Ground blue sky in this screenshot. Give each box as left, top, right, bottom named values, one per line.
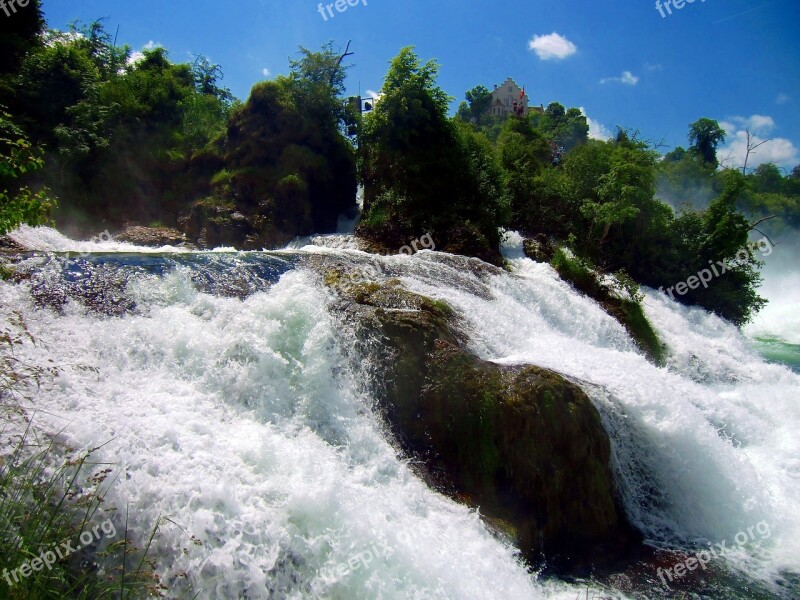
left=43, top=0, right=800, bottom=169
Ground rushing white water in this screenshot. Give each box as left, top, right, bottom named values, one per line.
left=746, top=264, right=800, bottom=345
left=1, top=229, right=587, bottom=600
left=3, top=226, right=799, bottom=598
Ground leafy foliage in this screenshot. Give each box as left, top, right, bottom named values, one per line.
left=359, top=48, right=505, bottom=263
left=194, top=43, right=357, bottom=247
left=456, top=85, right=493, bottom=125
left=0, top=111, right=55, bottom=235
left=2, top=20, right=235, bottom=229
left=688, top=117, right=726, bottom=167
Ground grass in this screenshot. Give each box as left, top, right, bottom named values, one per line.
left=0, top=312, right=172, bottom=598
left=0, top=426, right=166, bottom=598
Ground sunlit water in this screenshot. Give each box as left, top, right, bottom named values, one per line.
left=2, top=226, right=799, bottom=599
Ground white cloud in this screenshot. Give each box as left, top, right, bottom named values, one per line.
left=126, top=41, right=163, bottom=67
left=600, top=71, right=639, bottom=86
left=580, top=107, right=612, bottom=140
left=717, top=115, right=799, bottom=170
left=262, top=68, right=271, bottom=77
left=720, top=115, right=775, bottom=136
left=127, top=51, right=145, bottom=66
left=528, top=32, right=577, bottom=61
left=776, top=93, right=790, bottom=105
left=644, top=63, right=663, bottom=72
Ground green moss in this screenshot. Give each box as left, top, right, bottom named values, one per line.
left=551, top=248, right=601, bottom=296
left=551, top=246, right=667, bottom=365
left=210, top=168, right=233, bottom=186
left=0, top=263, right=13, bottom=280
left=620, top=300, right=667, bottom=366
left=425, top=298, right=455, bottom=319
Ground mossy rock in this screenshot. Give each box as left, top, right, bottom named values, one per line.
left=550, top=249, right=667, bottom=366
left=522, top=235, right=556, bottom=263
left=324, top=271, right=640, bottom=571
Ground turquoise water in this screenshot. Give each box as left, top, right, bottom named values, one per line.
left=752, top=337, right=800, bottom=373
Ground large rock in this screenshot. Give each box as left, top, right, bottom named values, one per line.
left=0, top=235, right=30, bottom=253
left=115, top=226, right=190, bottom=248
left=324, top=272, right=639, bottom=571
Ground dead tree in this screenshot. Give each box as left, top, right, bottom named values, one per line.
left=742, top=129, right=772, bottom=175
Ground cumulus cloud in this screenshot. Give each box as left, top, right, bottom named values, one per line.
left=580, top=107, right=612, bottom=140
left=528, top=32, right=577, bottom=60
left=262, top=68, right=271, bottom=77
left=717, top=115, right=798, bottom=170
left=127, top=51, right=145, bottom=66
left=776, top=93, right=790, bottom=105
left=127, top=41, right=162, bottom=66
left=719, top=115, right=775, bottom=136
left=600, top=71, right=639, bottom=86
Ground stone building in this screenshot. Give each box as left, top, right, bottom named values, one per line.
left=489, top=77, right=544, bottom=117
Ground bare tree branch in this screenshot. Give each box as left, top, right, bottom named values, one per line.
left=742, top=129, right=772, bottom=174
left=749, top=215, right=777, bottom=230
left=331, top=40, right=354, bottom=87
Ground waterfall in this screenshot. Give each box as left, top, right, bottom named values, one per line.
left=2, top=226, right=798, bottom=598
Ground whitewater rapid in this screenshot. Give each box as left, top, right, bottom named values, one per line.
left=2, top=226, right=799, bottom=598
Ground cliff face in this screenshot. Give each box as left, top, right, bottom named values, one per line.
left=321, top=268, right=639, bottom=571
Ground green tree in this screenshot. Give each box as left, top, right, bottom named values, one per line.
left=67, top=19, right=130, bottom=77
left=498, top=116, right=554, bottom=231
left=528, top=102, right=588, bottom=152
left=0, top=111, right=55, bottom=234
left=663, top=146, right=687, bottom=162
left=13, top=37, right=101, bottom=144
left=688, top=117, right=726, bottom=167
left=191, top=55, right=235, bottom=105
left=359, top=47, right=504, bottom=262
left=464, top=85, right=492, bottom=125
left=197, top=43, right=357, bottom=247
left=656, top=147, right=716, bottom=210
left=578, top=132, right=657, bottom=250
left=750, top=163, right=783, bottom=194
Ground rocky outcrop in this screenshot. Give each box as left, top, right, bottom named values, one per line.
left=178, top=201, right=266, bottom=250
left=324, top=272, right=639, bottom=571
left=115, top=226, right=191, bottom=248
left=548, top=247, right=666, bottom=365
left=522, top=233, right=557, bottom=263
left=0, top=235, right=30, bottom=253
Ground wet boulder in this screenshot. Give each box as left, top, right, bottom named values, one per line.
left=325, top=274, right=639, bottom=571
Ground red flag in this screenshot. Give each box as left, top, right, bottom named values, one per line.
left=520, top=86, right=525, bottom=99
